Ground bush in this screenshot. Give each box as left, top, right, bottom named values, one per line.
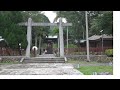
left=105, top=49, right=113, bottom=57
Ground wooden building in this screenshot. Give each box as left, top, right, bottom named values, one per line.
left=43, top=35, right=58, bottom=54
left=44, top=35, right=58, bottom=43
left=80, top=34, right=113, bottom=52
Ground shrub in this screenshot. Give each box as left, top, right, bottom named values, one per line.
left=105, top=49, right=113, bottom=57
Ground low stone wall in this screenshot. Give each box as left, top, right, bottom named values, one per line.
left=66, top=55, right=113, bottom=63
left=0, top=55, right=113, bottom=63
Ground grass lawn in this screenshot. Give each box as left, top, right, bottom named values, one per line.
left=67, top=60, right=108, bottom=66
left=77, top=66, right=113, bottom=75
left=67, top=59, right=113, bottom=75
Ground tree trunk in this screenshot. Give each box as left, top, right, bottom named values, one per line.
left=38, top=36, right=41, bottom=55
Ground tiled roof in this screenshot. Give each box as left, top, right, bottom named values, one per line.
left=88, top=34, right=113, bottom=40
left=102, top=34, right=113, bottom=39
left=88, top=35, right=101, bottom=40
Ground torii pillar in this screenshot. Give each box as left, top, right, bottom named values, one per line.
left=59, top=18, right=64, bottom=57
left=26, top=18, right=32, bottom=57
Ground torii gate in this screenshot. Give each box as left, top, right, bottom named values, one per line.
left=19, top=18, right=72, bottom=58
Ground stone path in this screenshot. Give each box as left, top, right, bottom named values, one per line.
left=0, top=63, right=83, bottom=75
left=38, top=54, right=55, bottom=57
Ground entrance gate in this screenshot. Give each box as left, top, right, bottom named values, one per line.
left=19, top=18, right=72, bottom=58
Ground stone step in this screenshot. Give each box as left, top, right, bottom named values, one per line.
left=26, top=57, right=64, bottom=60
left=23, top=60, right=65, bottom=63
left=23, top=61, right=65, bottom=63
left=28, top=59, right=64, bottom=61
left=23, top=57, right=65, bottom=63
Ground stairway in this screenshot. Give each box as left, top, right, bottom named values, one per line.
left=23, top=57, right=65, bottom=63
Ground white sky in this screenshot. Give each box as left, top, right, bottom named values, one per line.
left=42, top=11, right=66, bottom=23
left=42, top=11, right=56, bottom=23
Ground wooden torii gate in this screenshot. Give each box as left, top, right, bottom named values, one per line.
left=19, top=18, right=72, bottom=58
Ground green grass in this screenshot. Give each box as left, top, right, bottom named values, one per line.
left=77, top=66, right=113, bottom=75
left=67, top=59, right=113, bottom=75
left=0, top=61, right=19, bottom=65
left=64, top=44, right=77, bottom=48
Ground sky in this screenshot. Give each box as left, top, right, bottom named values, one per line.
left=42, top=11, right=56, bottom=23
left=42, top=11, right=66, bottom=23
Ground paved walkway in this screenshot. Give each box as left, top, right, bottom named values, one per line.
left=38, top=54, right=55, bottom=57
left=0, top=63, right=83, bottom=75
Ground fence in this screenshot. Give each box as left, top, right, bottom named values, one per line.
left=0, top=47, right=26, bottom=56
left=53, top=47, right=113, bottom=55
left=0, top=47, right=113, bottom=56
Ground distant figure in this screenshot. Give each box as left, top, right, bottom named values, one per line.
left=43, top=49, right=47, bottom=54
left=32, top=46, right=38, bottom=57
left=54, top=49, right=58, bottom=55
left=46, top=43, right=53, bottom=54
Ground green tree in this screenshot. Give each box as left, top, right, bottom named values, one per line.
left=54, top=11, right=86, bottom=45
left=54, top=11, right=113, bottom=43
left=90, top=11, right=113, bottom=35
left=0, top=11, right=27, bottom=49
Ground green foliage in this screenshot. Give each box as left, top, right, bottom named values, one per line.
left=105, top=49, right=113, bottom=57
left=0, top=11, right=27, bottom=49
left=64, top=44, right=77, bottom=48
left=54, top=11, right=86, bottom=40
left=21, top=11, right=50, bottom=36
left=54, top=11, right=113, bottom=41
left=0, top=11, right=50, bottom=49
left=50, top=27, right=59, bottom=36
left=90, top=11, right=113, bottom=35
